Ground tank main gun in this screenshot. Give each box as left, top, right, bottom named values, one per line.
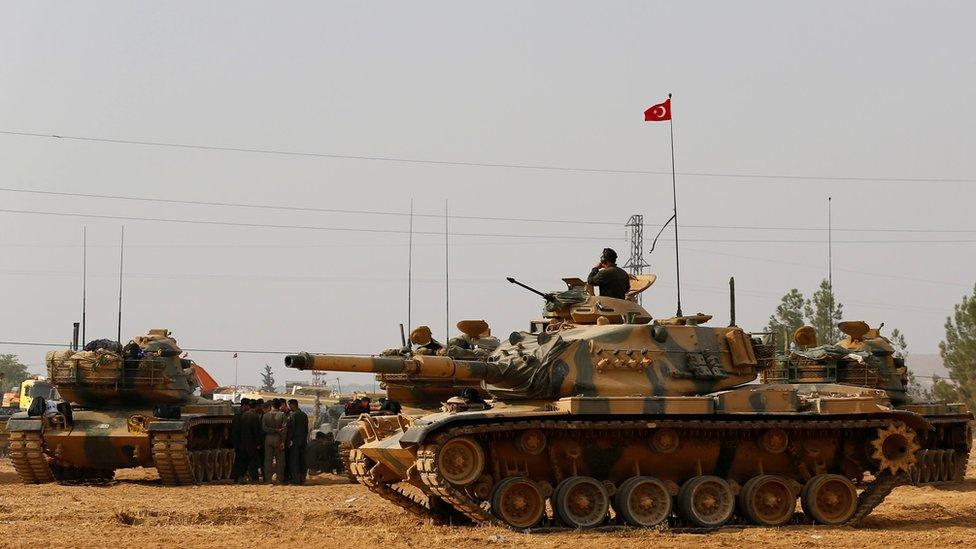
left=285, top=353, right=503, bottom=382
left=286, top=316, right=770, bottom=401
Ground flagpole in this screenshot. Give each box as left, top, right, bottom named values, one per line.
left=668, top=92, right=682, bottom=317
left=234, top=353, right=239, bottom=387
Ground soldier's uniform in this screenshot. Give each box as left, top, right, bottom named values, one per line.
left=286, top=407, right=310, bottom=484
left=262, top=409, right=287, bottom=484
left=587, top=265, right=630, bottom=299
left=239, top=408, right=263, bottom=482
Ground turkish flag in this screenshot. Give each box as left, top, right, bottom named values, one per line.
left=233, top=352, right=238, bottom=359
left=644, top=98, right=671, bottom=121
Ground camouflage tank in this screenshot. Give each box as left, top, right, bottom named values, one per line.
left=6, top=329, right=235, bottom=485
left=762, top=322, right=973, bottom=485
left=286, top=276, right=936, bottom=529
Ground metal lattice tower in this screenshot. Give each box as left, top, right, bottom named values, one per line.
left=311, top=371, right=327, bottom=386
left=622, top=214, right=650, bottom=303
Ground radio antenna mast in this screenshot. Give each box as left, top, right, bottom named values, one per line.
left=81, top=226, right=87, bottom=347
left=407, top=199, right=414, bottom=343
left=444, top=199, right=450, bottom=343
left=117, top=225, right=125, bottom=344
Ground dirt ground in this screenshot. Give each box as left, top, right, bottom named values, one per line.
left=0, top=455, right=972, bottom=549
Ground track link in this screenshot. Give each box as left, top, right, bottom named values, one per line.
left=8, top=431, right=54, bottom=484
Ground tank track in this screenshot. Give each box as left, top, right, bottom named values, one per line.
left=151, top=431, right=235, bottom=486
left=339, top=442, right=358, bottom=483
left=8, top=431, right=54, bottom=484
left=349, top=448, right=436, bottom=518
left=414, top=416, right=922, bottom=528
left=849, top=470, right=908, bottom=525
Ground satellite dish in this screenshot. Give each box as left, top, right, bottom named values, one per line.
left=793, top=326, right=818, bottom=348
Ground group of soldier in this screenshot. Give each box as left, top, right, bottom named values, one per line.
left=231, top=397, right=310, bottom=485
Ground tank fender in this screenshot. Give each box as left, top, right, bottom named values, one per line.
left=398, top=409, right=569, bottom=446
left=5, top=417, right=42, bottom=432
left=887, top=409, right=933, bottom=433
left=335, top=422, right=364, bottom=445
left=147, top=420, right=186, bottom=432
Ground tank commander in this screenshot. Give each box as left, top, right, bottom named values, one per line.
left=586, top=247, right=630, bottom=299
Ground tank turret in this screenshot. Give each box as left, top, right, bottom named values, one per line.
left=287, top=319, right=765, bottom=400
left=45, top=328, right=201, bottom=407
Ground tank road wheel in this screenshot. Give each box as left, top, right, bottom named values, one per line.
left=190, top=452, right=204, bottom=484
left=739, top=475, right=796, bottom=526
left=677, top=476, right=734, bottom=528
left=870, top=422, right=919, bottom=476
left=614, top=476, right=672, bottom=528
left=437, top=437, right=485, bottom=486
left=939, top=450, right=954, bottom=482
left=553, top=476, right=610, bottom=528
left=800, top=474, right=858, bottom=525
left=918, top=450, right=933, bottom=483
left=491, top=477, right=545, bottom=529
left=222, top=449, right=235, bottom=480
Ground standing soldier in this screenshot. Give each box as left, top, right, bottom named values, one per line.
left=239, top=399, right=263, bottom=483
left=262, top=398, right=286, bottom=484
left=230, top=398, right=245, bottom=483
left=286, top=399, right=309, bottom=485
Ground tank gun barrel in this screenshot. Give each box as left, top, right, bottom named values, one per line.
left=506, top=277, right=556, bottom=303
left=285, top=352, right=498, bottom=381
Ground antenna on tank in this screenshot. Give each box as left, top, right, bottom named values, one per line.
left=81, top=226, right=87, bottom=347
left=116, top=225, right=125, bottom=345
left=407, top=199, right=414, bottom=345
left=828, top=196, right=834, bottom=339
left=728, top=277, right=736, bottom=327
left=444, top=199, right=450, bottom=343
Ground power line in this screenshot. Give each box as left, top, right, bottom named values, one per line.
left=2, top=129, right=975, bottom=183
left=2, top=207, right=975, bottom=244
left=2, top=186, right=973, bottom=233
left=0, top=207, right=617, bottom=241
left=0, top=340, right=956, bottom=378
left=0, top=340, right=371, bottom=356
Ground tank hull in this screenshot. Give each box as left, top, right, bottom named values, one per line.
left=345, top=385, right=961, bottom=529
left=6, top=401, right=235, bottom=485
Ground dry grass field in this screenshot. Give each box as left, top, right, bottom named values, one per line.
left=0, top=454, right=972, bottom=549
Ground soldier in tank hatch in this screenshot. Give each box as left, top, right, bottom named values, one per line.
left=586, top=247, right=631, bottom=299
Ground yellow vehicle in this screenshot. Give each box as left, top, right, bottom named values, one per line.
left=18, top=378, right=59, bottom=411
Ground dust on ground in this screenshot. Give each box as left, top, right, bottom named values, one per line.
left=0, top=454, right=972, bottom=549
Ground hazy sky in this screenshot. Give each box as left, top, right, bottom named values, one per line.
left=1, top=2, right=973, bottom=389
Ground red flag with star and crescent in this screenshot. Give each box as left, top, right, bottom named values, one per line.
left=644, top=98, right=671, bottom=121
